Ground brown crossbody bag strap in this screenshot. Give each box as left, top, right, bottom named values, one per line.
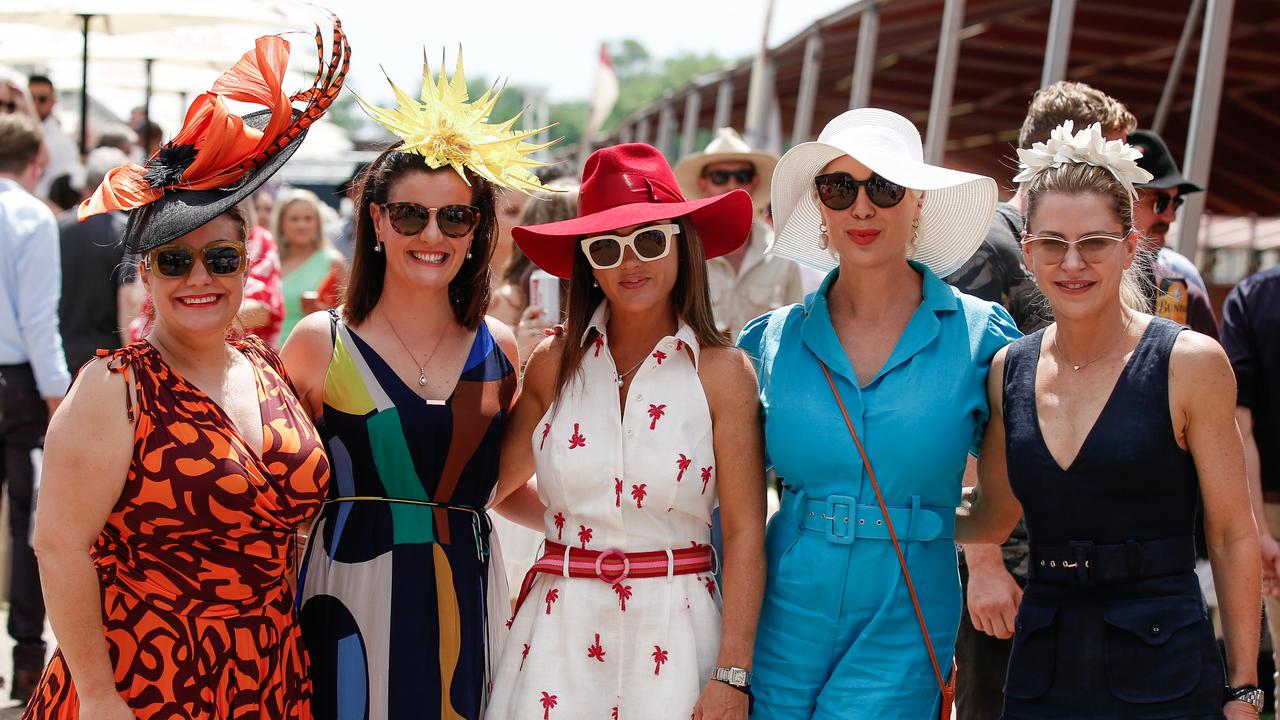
left=819, top=361, right=956, bottom=719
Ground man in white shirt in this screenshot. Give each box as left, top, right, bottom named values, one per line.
left=0, top=112, right=67, bottom=701
left=674, top=128, right=808, bottom=339
left=28, top=75, right=79, bottom=200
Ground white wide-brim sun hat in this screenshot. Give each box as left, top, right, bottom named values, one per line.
left=769, top=108, right=997, bottom=278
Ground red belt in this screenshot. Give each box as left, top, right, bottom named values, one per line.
left=511, top=541, right=715, bottom=619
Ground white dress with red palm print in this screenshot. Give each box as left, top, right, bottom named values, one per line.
left=487, top=303, right=723, bottom=719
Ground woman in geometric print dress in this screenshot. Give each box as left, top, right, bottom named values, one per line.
left=24, top=24, right=345, bottom=720
left=487, top=143, right=766, bottom=719
left=283, top=140, right=522, bottom=719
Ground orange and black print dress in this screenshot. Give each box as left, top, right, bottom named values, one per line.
left=25, top=336, right=330, bottom=719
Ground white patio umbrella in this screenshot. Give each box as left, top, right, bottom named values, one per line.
left=0, top=0, right=306, bottom=154
left=1, top=21, right=321, bottom=149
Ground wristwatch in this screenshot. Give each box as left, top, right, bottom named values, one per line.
left=1226, top=684, right=1265, bottom=712
left=710, top=666, right=752, bottom=691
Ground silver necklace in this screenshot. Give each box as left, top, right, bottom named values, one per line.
left=1053, top=312, right=1134, bottom=372
left=613, top=353, right=648, bottom=388
left=383, top=312, right=446, bottom=387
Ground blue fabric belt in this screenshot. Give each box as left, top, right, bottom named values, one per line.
left=779, top=488, right=955, bottom=545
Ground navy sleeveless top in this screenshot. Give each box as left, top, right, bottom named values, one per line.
left=1003, top=317, right=1198, bottom=546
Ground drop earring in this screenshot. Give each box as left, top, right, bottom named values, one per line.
left=374, top=240, right=383, bottom=253
left=466, top=249, right=473, bottom=259
left=592, top=279, right=599, bottom=288
left=818, top=223, right=830, bottom=251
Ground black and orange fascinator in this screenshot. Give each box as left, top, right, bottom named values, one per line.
left=79, top=14, right=351, bottom=254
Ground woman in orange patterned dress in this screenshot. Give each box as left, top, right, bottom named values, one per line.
left=22, top=20, right=347, bottom=720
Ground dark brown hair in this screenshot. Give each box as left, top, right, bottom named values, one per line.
left=551, top=216, right=730, bottom=402
left=1018, top=81, right=1138, bottom=150
left=343, top=143, right=497, bottom=329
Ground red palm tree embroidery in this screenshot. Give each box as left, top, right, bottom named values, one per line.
left=614, top=477, right=622, bottom=507
left=568, top=423, right=586, bottom=449
left=553, top=512, right=565, bottom=541
left=545, top=588, right=559, bottom=614
left=519, top=643, right=531, bottom=671
left=611, top=707, right=619, bottom=720
left=593, top=335, right=605, bottom=357
left=578, top=524, right=593, bottom=549
left=700, top=466, right=713, bottom=494
left=540, top=422, right=551, bottom=450
left=647, top=404, right=667, bottom=430
left=614, top=582, right=632, bottom=611
left=676, top=339, right=685, bottom=352
left=704, top=576, right=717, bottom=597
left=631, top=483, right=647, bottom=508
left=652, top=349, right=667, bottom=365
left=540, top=691, right=558, bottom=719
left=652, top=645, right=669, bottom=675
left=676, top=453, right=691, bottom=482
left=587, top=633, right=606, bottom=662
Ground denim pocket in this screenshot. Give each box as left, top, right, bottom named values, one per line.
left=1102, top=595, right=1204, bottom=703
left=1003, top=600, right=1058, bottom=700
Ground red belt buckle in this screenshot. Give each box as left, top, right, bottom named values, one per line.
left=594, top=548, right=631, bottom=585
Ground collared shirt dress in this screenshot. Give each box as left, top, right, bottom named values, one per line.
left=738, top=263, right=1019, bottom=720
left=487, top=302, right=723, bottom=719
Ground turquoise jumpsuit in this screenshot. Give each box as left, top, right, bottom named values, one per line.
left=737, top=264, right=1019, bottom=719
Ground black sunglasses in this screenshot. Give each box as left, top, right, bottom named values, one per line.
left=814, top=172, right=907, bottom=210
left=382, top=202, right=480, bottom=238
left=146, top=241, right=246, bottom=278
left=705, top=168, right=756, bottom=185
left=1151, top=192, right=1184, bottom=214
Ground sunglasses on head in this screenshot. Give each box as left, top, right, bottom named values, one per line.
left=814, top=172, right=907, bottom=210
left=1151, top=192, right=1184, bottom=214
left=145, top=240, right=246, bottom=278
left=705, top=168, right=756, bottom=186
left=580, top=223, right=679, bottom=270
left=1020, top=231, right=1128, bottom=264
left=382, top=202, right=480, bottom=238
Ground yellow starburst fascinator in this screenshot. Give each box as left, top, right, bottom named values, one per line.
left=354, top=48, right=558, bottom=194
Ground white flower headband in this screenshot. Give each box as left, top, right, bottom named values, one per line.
left=1012, top=120, right=1154, bottom=199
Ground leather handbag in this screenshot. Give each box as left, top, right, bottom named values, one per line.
left=819, top=362, right=957, bottom=720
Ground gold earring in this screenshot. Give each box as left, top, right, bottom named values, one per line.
left=818, top=223, right=830, bottom=251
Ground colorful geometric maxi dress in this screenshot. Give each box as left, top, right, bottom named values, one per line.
left=487, top=303, right=724, bottom=719
left=297, top=313, right=516, bottom=720
left=25, top=337, right=330, bottom=719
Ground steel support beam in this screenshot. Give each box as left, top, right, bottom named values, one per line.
left=1175, top=0, right=1235, bottom=259
left=924, top=0, right=965, bottom=164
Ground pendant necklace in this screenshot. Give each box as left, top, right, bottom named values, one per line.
left=383, top=312, right=445, bottom=387
left=614, top=354, right=649, bottom=388
left=1053, top=312, right=1134, bottom=372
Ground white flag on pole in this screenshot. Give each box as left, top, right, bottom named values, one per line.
left=580, top=44, right=619, bottom=168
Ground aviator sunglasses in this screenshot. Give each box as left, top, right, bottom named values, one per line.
left=1150, top=192, right=1184, bottom=215
left=382, top=202, right=480, bottom=238
left=144, top=240, right=247, bottom=278
left=580, top=224, right=679, bottom=270
left=1020, top=231, right=1129, bottom=264
left=814, top=171, right=907, bottom=210
left=704, top=168, right=756, bottom=186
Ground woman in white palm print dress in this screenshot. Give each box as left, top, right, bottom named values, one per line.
left=487, top=143, right=766, bottom=719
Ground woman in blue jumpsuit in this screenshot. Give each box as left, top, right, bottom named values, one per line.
left=738, top=109, right=1019, bottom=719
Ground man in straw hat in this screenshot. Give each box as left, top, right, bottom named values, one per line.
left=675, top=127, right=808, bottom=339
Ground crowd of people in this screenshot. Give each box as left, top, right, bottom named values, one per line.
left=0, top=14, right=1276, bottom=720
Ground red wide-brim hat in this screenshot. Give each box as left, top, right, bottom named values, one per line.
left=513, top=143, right=754, bottom=279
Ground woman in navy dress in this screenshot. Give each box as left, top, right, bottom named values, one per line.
left=959, top=122, right=1262, bottom=719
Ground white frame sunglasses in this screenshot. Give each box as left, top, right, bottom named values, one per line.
left=579, top=223, right=680, bottom=270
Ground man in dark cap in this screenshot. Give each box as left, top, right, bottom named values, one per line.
left=1128, top=129, right=1218, bottom=339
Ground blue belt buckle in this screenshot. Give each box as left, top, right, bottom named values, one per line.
left=820, top=494, right=856, bottom=545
